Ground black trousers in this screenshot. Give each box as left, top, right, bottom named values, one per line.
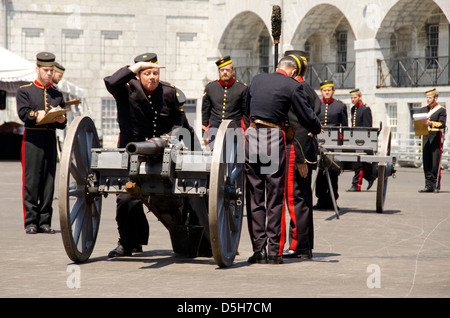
left=422, top=131, right=443, bottom=190
left=21, top=129, right=57, bottom=228
left=315, top=168, right=339, bottom=205
left=245, top=127, right=286, bottom=256
left=285, top=144, right=314, bottom=252
left=116, top=194, right=149, bottom=250
left=351, top=165, right=375, bottom=190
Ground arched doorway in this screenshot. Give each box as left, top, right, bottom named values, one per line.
left=376, top=0, right=450, bottom=88
left=290, top=4, right=356, bottom=89
left=218, top=11, right=272, bottom=84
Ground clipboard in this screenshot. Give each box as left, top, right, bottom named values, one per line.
left=36, top=107, right=69, bottom=125
left=412, top=113, right=428, bottom=136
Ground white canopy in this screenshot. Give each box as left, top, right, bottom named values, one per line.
left=0, top=47, right=84, bottom=98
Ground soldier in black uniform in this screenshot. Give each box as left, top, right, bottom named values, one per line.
left=52, top=62, right=65, bottom=86
left=314, top=80, right=348, bottom=209
left=245, top=56, right=322, bottom=264
left=418, top=88, right=446, bottom=192
left=347, top=88, right=375, bottom=191
left=16, top=52, right=67, bottom=234
left=202, top=56, right=249, bottom=148
left=282, top=51, right=321, bottom=259
left=104, top=53, right=183, bottom=257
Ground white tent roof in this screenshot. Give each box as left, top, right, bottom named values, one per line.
left=0, top=47, right=84, bottom=98
left=0, top=47, right=36, bottom=85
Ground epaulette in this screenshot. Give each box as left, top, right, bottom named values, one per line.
left=206, top=80, right=218, bottom=86
left=364, top=103, right=370, bottom=108
left=19, top=82, right=33, bottom=88
left=236, top=79, right=247, bottom=86
left=160, top=80, right=175, bottom=88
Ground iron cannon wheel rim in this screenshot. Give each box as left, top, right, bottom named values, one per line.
left=59, top=116, right=102, bottom=262
left=376, top=127, right=391, bottom=213
left=208, top=120, right=244, bottom=267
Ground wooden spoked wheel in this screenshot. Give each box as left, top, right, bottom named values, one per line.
left=208, top=120, right=245, bottom=267
left=59, top=116, right=102, bottom=262
left=376, top=127, right=392, bottom=213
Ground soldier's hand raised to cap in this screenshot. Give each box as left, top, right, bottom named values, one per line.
left=129, top=61, right=165, bottom=74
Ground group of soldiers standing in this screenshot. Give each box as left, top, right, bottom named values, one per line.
left=16, top=50, right=446, bottom=265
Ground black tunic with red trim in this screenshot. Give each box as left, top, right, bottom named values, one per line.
left=417, top=103, right=447, bottom=190
left=16, top=80, right=67, bottom=229
left=16, top=80, right=66, bottom=130
left=285, top=78, right=321, bottom=253
left=245, top=70, right=321, bottom=257
left=318, top=98, right=348, bottom=127
left=104, top=66, right=183, bottom=147
left=104, top=66, right=184, bottom=250
left=350, top=101, right=372, bottom=127
left=202, top=78, right=249, bottom=128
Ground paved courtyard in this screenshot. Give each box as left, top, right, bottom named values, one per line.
left=1, top=160, right=449, bottom=301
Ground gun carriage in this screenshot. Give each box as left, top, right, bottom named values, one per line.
left=58, top=116, right=244, bottom=267
left=314, top=126, right=396, bottom=218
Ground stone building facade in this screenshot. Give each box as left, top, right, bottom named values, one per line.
left=1, top=0, right=449, bottom=155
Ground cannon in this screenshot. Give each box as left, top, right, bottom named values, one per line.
left=313, top=125, right=396, bottom=217
left=58, top=116, right=245, bottom=267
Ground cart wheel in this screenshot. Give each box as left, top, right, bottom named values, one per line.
left=209, top=120, right=244, bottom=267
left=376, top=127, right=391, bottom=213
left=59, top=116, right=102, bottom=262
left=376, top=165, right=388, bottom=213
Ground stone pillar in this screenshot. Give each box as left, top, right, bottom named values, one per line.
left=354, top=39, right=384, bottom=126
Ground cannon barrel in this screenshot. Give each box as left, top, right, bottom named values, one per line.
left=126, top=137, right=168, bottom=158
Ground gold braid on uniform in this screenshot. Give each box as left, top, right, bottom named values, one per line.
left=293, top=136, right=319, bottom=165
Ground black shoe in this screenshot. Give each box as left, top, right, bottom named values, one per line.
left=283, top=249, right=297, bottom=258
left=313, top=201, right=332, bottom=210
left=25, top=225, right=37, bottom=234
left=247, top=248, right=267, bottom=264
left=298, top=249, right=313, bottom=260
left=39, top=225, right=55, bottom=234
left=367, top=179, right=375, bottom=190
left=268, top=255, right=283, bottom=264
left=346, top=187, right=359, bottom=192
left=133, top=245, right=143, bottom=253
left=108, top=244, right=132, bottom=257
left=282, top=249, right=312, bottom=259
left=313, top=202, right=337, bottom=210
left=418, top=188, right=434, bottom=193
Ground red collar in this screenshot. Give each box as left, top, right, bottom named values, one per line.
left=429, top=103, right=438, bottom=109
left=322, top=98, right=334, bottom=104
left=276, top=69, right=288, bottom=76
left=295, top=76, right=304, bottom=82
left=34, top=79, right=53, bottom=89
left=355, top=100, right=363, bottom=107
left=219, top=77, right=235, bottom=88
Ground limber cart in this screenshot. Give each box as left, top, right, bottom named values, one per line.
left=58, top=116, right=245, bottom=267
left=313, top=126, right=396, bottom=218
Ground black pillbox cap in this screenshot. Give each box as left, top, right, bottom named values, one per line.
left=36, top=52, right=55, bottom=67
left=134, top=53, right=158, bottom=63
left=54, top=62, right=65, bottom=73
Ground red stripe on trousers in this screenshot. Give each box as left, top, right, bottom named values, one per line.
left=21, top=129, right=26, bottom=226
left=357, top=170, right=363, bottom=191
left=278, top=131, right=287, bottom=256
left=287, top=146, right=297, bottom=250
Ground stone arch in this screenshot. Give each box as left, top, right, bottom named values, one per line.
left=376, top=0, right=450, bottom=87
left=290, top=4, right=356, bottom=88
left=217, top=11, right=271, bottom=83
left=376, top=0, right=449, bottom=57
